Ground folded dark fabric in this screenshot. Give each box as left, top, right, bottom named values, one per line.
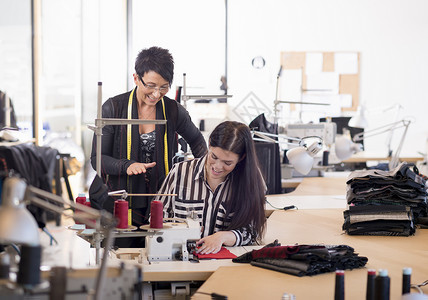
left=344, top=163, right=427, bottom=232
left=346, top=163, right=426, bottom=186
left=232, top=239, right=281, bottom=263
left=234, top=243, right=368, bottom=277
left=342, top=204, right=415, bottom=236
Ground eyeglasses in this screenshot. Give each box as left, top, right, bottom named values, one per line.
left=139, top=75, right=170, bottom=93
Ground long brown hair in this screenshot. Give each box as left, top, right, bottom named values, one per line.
left=209, top=121, right=266, bottom=242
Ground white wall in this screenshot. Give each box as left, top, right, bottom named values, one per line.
left=2, top=0, right=428, bottom=160
left=0, top=1, right=32, bottom=126
left=227, top=0, right=428, bottom=156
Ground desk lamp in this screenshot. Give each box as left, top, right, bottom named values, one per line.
left=348, top=105, right=368, bottom=129
left=0, top=176, right=116, bottom=300
left=335, top=119, right=411, bottom=169
left=334, top=133, right=364, bottom=161
left=348, top=103, right=403, bottom=157
left=252, top=131, right=323, bottom=175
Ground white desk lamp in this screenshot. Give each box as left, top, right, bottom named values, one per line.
left=335, top=119, right=411, bottom=169
left=252, top=131, right=323, bottom=175
left=0, top=176, right=116, bottom=300
left=348, top=105, right=368, bottom=129
left=334, top=135, right=364, bottom=161
left=0, top=177, right=40, bottom=246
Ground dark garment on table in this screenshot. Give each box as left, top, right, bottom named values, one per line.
left=0, top=144, right=59, bottom=228
left=345, top=162, right=427, bottom=229
left=233, top=242, right=368, bottom=277
left=343, top=205, right=415, bottom=236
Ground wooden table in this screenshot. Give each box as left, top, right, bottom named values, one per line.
left=284, top=176, right=348, bottom=196
left=343, top=152, right=424, bottom=164
left=266, top=176, right=349, bottom=216
left=195, top=209, right=428, bottom=299
left=111, top=246, right=261, bottom=283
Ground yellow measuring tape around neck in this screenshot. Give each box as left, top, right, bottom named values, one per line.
left=127, top=88, right=135, bottom=160
left=126, top=88, right=135, bottom=226
left=126, top=88, right=169, bottom=224
left=161, top=99, right=169, bottom=176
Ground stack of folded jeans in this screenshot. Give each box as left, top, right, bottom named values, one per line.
left=343, top=205, right=415, bottom=236
left=343, top=162, right=427, bottom=236
left=232, top=241, right=368, bottom=277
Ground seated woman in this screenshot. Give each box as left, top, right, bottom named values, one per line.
left=153, top=121, right=266, bottom=254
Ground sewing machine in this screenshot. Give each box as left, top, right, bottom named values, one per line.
left=144, top=215, right=201, bottom=262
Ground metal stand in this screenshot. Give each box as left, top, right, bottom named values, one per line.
left=273, top=69, right=330, bottom=125
left=180, top=73, right=233, bottom=109
left=87, top=82, right=167, bottom=177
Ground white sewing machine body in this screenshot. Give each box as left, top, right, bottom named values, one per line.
left=145, top=217, right=201, bottom=262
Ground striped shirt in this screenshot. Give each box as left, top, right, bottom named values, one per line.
left=154, top=154, right=255, bottom=246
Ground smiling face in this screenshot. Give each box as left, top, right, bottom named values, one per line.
left=206, top=146, right=240, bottom=182
left=133, top=70, right=170, bottom=107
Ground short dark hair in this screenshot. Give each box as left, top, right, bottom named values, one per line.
left=135, top=46, right=174, bottom=85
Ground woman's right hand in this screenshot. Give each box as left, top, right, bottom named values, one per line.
left=126, top=162, right=156, bottom=175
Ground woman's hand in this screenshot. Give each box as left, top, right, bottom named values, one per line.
left=196, top=231, right=236, bottom=254
left=126, top=162, right=156, bottom=175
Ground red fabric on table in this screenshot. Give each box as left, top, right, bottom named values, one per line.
left=196, top=247, right=237, bottom=259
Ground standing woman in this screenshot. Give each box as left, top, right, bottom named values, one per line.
left=155, top=121, right=266, bottom=253
left=90, top=46, right=207, bottom=228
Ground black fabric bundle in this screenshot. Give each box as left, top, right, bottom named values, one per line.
left=343, top=162, right=427, bottom=236
left=0, top=144, right=60, bottom=228
left=233, top=241, right=368, bottom=277
left=343, top=205, right=414, bottom=236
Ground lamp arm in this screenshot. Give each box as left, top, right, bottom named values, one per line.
left=389, top=121, right=411, bottom=169
left=252, top=130, right=302, bottom=145
left=352, top=120, right=411, bottom=142
left=25, top=184, right=116, bottom=300
left=26, top=186, right=115, bottom=230
left=28, top=196, right=101, bottom=230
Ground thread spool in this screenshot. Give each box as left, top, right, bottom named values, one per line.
left=374, top=269, right=390, bottom=300
left=322, top=150, right=330, bottom=166
left=366, top=269, right=376, bottom=300
left=83, top=198, right=94, bottom=228
left=402, top=267, right=412, bottom=295
left=335, top=270, right=345, bottom=300
left=84, top=198, right=91, bottom=208
left=114, top=200, right=129, bottom=229
left=282, top=293, right=296, bottom=300
left=17, top=245, right=41, bottom=285
left=0, top=252, right=10, bottom=279
left=150, top=200, right=163, bottom=228
left=75, top=193, right=87, bottom=224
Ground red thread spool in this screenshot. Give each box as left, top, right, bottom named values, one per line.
left=114, top=200, right=129, bottom=229
left=150, top=200, right=163, bottom=228
left=83, top=198, right=95, bottom=228
left=75, top=193, right=87, bottom=224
